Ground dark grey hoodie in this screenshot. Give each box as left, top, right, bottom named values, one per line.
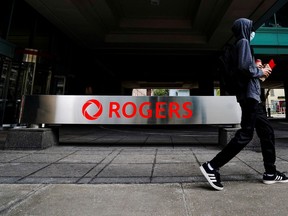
left=231, top=18, right=264, bottom=102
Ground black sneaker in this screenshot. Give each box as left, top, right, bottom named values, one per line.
left=200, top=162, right=223, bottom=191
left=263, top=171, right=288, bottom=184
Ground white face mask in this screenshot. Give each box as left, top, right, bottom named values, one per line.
left=250, top=31, right=255, bottom=41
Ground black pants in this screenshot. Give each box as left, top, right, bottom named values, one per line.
left=210, top=98, right=276, bottom=174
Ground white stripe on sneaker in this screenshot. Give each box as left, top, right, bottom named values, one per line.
left=208, top=174, right=216, bottom=182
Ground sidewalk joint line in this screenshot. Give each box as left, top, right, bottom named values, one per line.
left=88, top=149, right=123, bottom=183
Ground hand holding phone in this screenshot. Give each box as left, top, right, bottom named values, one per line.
left=259, top=67, right=271, bottom=82
left=260, top=59, right=274, bottom=82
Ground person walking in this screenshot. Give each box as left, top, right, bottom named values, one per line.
left=200, top=18, right=288, bottom=191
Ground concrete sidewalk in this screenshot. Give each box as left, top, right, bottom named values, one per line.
left=1, top=181, right=288, bottom=216
left=0, top=119, right=288, bottom=215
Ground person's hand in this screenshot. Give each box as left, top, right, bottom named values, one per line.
left=256, top=62, right=264, bottom=69
left=263, top=63, right=272, bottom=71
left=261, top=67, right=272, bottom=78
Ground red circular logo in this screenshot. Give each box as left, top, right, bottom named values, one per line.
left=82, top=99, right=103, bottom=120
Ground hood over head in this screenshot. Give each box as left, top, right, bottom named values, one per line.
left=232, top=18, right=254, bottom=41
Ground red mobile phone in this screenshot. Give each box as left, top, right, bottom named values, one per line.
left=268, top=59, right=276, bottom=69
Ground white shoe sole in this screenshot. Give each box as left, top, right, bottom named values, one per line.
left=263, top=179, right=288, bottom=184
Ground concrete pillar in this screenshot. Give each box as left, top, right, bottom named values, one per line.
left=284, top=80, right=288, bottom=120
left=5, top=127, right=58, bottom=150
left=218, top=127, right=261, bottom=152
left=147, top=89, right=152, bottom=96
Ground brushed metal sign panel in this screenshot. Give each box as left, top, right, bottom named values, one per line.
left=19, top=95, right=241, bottom=125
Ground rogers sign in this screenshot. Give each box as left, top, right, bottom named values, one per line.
left=82, top=99, right=193, bottom=120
